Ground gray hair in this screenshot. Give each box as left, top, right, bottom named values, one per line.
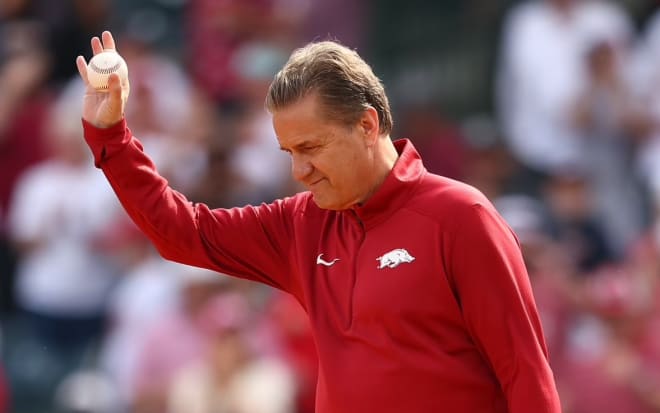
left=265, top=41, right=393, bottom=135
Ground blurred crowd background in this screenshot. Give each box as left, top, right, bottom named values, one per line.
left=3, top=0, right=660, bottom=412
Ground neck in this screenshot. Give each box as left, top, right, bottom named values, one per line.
left=358, top=136, right=398, bottom=205
left=379, top=135, right=399, bottom=172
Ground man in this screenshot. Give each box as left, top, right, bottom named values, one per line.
left=76, top=31, right=561, bottom=412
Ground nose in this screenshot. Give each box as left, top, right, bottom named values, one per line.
left=291, top=154, right=313, bottom=182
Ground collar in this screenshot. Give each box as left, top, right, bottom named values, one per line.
left=350, top=138, right=426, bottom=228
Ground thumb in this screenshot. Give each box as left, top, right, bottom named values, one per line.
left=108, top=73, right=122, bottom=102
left=105, top=73, right=125, bottom=123
left=101, top=73, right=124, bottom=127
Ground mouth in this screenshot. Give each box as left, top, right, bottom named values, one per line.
left=308, top=178, right=325, bottom=189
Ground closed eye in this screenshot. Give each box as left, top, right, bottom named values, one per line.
left=301, top=145, right=320, bottom=153
left=280, top=144, right=321, bottom=156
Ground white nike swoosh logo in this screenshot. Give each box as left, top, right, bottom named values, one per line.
left=316, top=254, right=340, bottom=266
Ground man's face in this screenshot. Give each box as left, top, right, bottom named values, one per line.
left=273, top=93, right=376, bottom=210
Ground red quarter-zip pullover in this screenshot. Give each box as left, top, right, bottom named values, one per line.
left=83, top=119, right=561, bottom=413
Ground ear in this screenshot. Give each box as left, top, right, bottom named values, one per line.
left=358, top=106, right=380, bottom=147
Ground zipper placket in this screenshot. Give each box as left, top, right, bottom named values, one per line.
left=346, top=209, right=366, bottom=331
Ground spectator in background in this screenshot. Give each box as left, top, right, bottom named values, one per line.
left=6, top=78, right=124, bottom=369
left=571, top=38, right=650, bottom=258
left=168, top=293, right=296, bottom=413
left=0, top=0, right=52, bottom=314
left=631, top=6, right=660, bottom=214
left=459, top=115, right=521, bottom=201
left=40, top=0, right=111, bottom=87
left=129, top=266, right=227, bottom=413
left=187, top=121, right=246, bottom=209
left=398, top=103, right=468, bottom=181
left=560, top=265, right=660, bottom=413
left=541, top=169, right=615, bottom=273
left=495, top=194, right=577, bottom=364
left=227, top=41, right=299, bottom=204
left=118, top=32, right=210, bottom=195
left=99, top=230, right=194, bottom=410
left=184, top=0, right=308, bottom=111
left=264, top=291, right=318, bottom=413
left=496, top=0, right=633, bottom=190
left=299, top=0, right=367, bottom=50
left=52, top=368, right=120, bottom=413
left=629, top=184, right=660, bottom=294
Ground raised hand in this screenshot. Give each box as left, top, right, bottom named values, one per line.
left=76, top=31, right=130, bottom=128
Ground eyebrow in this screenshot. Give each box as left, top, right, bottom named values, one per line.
left=279, top=140, right=317, bottom=152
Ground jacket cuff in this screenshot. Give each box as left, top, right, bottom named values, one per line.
left=81, top=118, right=131, bottom=168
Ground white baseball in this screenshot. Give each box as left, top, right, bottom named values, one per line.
left=86, top=50, right=128, bottom=92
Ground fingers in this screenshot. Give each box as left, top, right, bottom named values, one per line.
left=90, top=31, right=117, bottom=55
left=76, top=56, right=89, bottom=83
left=91, top=36, right=103, bottom=55
left=101, top=31, right=116, bottom=51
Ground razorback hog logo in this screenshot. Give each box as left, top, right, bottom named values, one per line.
left=376, top=248, right=415, bottom=269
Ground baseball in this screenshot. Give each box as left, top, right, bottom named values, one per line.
left=86, top=50, right=128, bottom=92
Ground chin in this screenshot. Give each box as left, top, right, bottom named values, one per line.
left=311, top=193, right=348, bottom=211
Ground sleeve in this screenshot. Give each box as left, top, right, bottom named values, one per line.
left=447, top=201, right=561, bottom=413
left=82, top=119, right=298, bottom=294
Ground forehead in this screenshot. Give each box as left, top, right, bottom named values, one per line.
left=272, top=94, right=335, bottom=145
left=272, top=93, right=321, bottom=125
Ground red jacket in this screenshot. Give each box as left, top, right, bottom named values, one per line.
left=83, top=119, right=561, bottom=413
